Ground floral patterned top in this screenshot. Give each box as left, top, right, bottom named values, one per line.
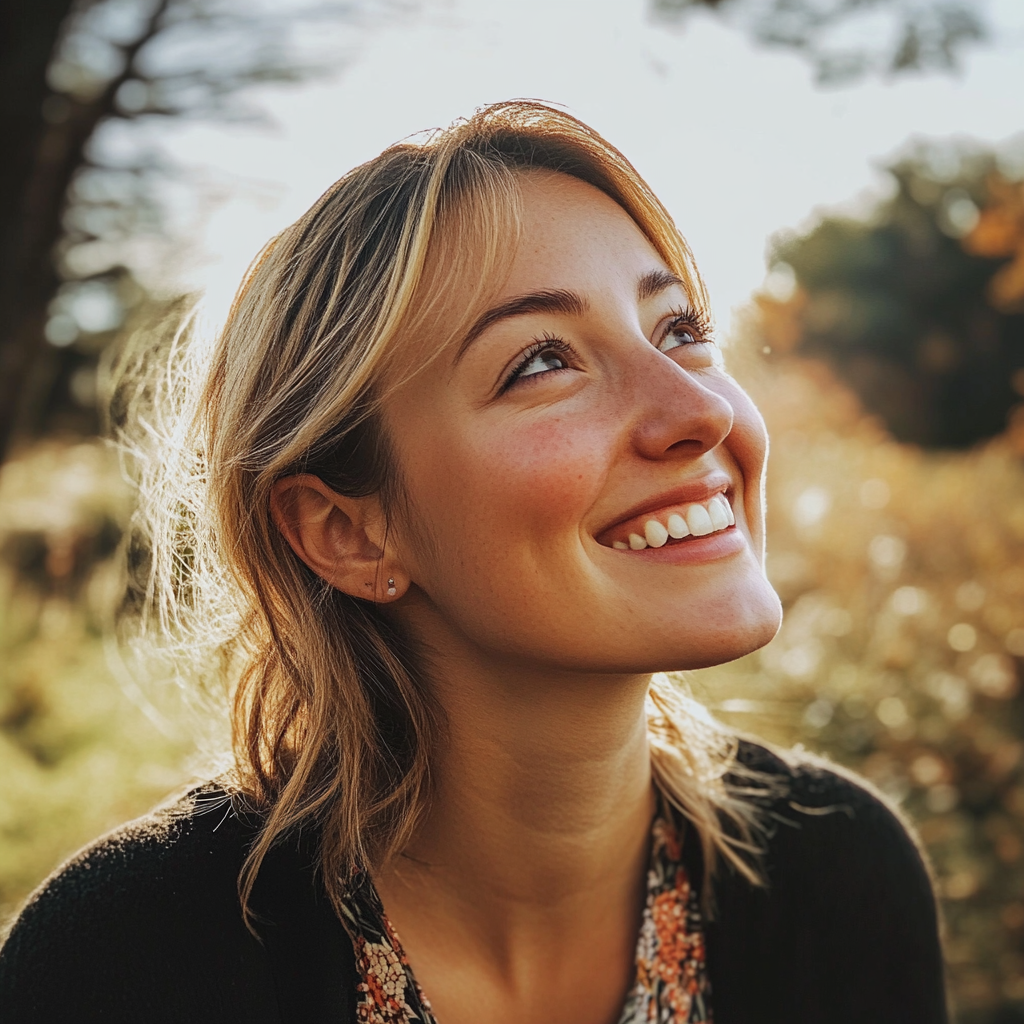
left=338, top=809, right=711, bottom=1024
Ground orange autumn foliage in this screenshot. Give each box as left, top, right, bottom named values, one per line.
left=965, top=175, right=1024, bottom=313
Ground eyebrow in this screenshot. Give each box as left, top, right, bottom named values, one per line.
left=637, top=269, right=685, bottom=301
left=456, top=269, right=688, bottom=362
left=457, top=289, right=588, bottom=360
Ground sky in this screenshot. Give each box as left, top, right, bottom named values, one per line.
left=152, top=0, right=1024, bottom=338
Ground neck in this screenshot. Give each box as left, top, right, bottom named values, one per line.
left=376, top=640, right=656, bottom=940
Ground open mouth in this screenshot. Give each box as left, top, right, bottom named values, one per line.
left=600, top=493, right=735, bottom=550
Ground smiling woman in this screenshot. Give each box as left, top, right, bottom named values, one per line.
left=0, top=102, right=946, bottom=1024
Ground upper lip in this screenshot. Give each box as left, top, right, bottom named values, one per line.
left=595, top=472, right=734, bottom=537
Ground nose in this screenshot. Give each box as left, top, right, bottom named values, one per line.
left=625, top=350, right=734, bottom=460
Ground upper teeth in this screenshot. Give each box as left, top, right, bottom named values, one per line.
left=611, top=494, right=735, bottom=550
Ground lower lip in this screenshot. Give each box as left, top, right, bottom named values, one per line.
left=612, top=526, right=746, bottom=565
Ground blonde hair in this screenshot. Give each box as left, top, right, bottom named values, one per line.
left=121, top=101, right=767, bottom=925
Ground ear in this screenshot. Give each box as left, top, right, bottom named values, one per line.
left=270, top=474, right=406, bottom=602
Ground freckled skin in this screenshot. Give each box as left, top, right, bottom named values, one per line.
left=384, top=171, right=782, bottom=675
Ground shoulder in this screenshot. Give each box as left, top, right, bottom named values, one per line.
left=733, top=739, right=935, bottom=893
left=0, top=783, right=281, bottom=1023
left=706, top=741, right=948, bottom=1024
left=2, top=782, right=259, bottom=939
left=19, top=781, right=255, bottom=898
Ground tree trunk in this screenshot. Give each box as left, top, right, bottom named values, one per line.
left=0, top=0, right=103, bottom=460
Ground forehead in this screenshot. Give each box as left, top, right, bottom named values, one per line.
left=502, top=171, right=668, bottom=296
left=382, top=169, right=675, bottom=391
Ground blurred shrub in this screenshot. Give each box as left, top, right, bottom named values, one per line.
left=763, top=141, right=1024, bottom=449
left=696, top=338, right=1024, bottom=1022
left=0, top=441, right=198, bottom=933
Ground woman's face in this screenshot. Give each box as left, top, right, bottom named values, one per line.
left=384, top=171, right=781, bottom=674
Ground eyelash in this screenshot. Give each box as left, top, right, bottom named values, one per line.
left=499, top=308, right=714, bottom=393
left=500, top=334, right=577, bottom=393
left=662, top=306, right=713, bottom=347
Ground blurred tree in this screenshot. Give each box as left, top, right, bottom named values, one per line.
left=0, top=0, right=373, bottom=461
left=964, top=174, right=1024, bottom=314
left=652, top=0, right=986, bottom=83
left=760, top=144, right=1024, bottom=449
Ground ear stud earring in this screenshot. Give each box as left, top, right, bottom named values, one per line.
left=387, top=578, right=397, bottom=597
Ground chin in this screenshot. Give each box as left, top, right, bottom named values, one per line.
left=665, top=578, right=783, bottom=672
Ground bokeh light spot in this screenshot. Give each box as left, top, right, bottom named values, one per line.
left=803, top=698, right=834, bottom=730
left=970, top=653, right=1018, bottom=699
left=792, top=486, right=831, bottom=527
left=892, top=586, right=925, bottom=616
left=949, top=623, right=979, bottom=652
left=911, top=753, right=946, bottom=786
left=877, top=695, right=909, bottom=729
left=869, top=534, right=906, bottom=572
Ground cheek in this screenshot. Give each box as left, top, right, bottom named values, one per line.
left=722, top=378, right=767, bottom=472
left=472, top=417, right=608, bottom=531
left=721, top=380, right=769, bottom=550
left=398, top=408, right=613, bottom=573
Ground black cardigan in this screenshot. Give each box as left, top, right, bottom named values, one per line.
left=0, top=742, right=949, bottom=1023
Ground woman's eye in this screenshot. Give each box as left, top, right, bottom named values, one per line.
left=499, top=337, right=577, bottom=394
left=519, top=348, right=570, bottom=378
left=657, top=321, right=701, bottom=353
